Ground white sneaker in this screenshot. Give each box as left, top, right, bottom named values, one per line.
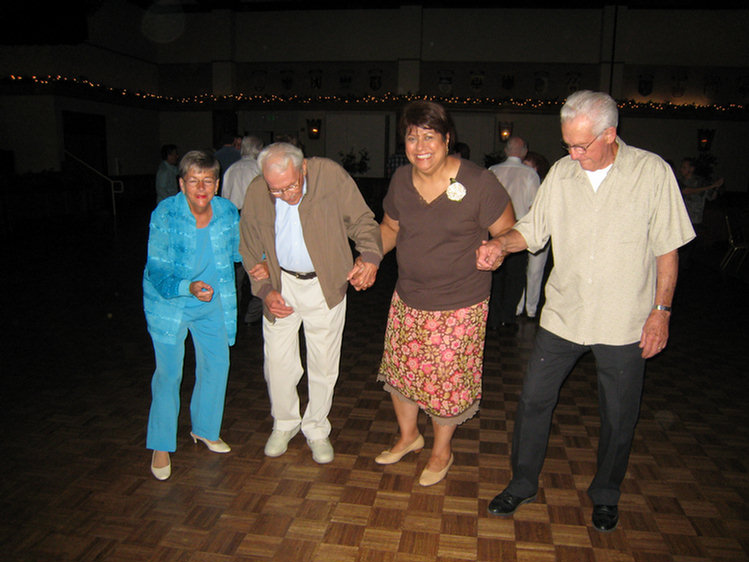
left=307, top=438, right=334, bottom=464
left=264, top=425, right=301, bottom=457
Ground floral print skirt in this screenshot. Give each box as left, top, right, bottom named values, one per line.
left=377, top=291, right=488, bottom=426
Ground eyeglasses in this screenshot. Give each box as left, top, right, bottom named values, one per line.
left=561, top=133, right=601, bottom=155
left=267, top=177, right=303, bottom=196
left=184, top=177, right=217, bottom=188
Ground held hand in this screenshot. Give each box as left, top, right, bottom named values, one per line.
left=249, top=261, right=270, bottom=281
left=476, top=239, right=506, bottom=271
left=639, top=309, right=670, bottom=358
left=190, top=280, right=214, bottom=302
left=347, top=257, right=378, bottom=291
left=265, top=290, right=294, bottom=318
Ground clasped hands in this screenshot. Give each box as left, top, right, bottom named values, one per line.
left=250, top=257, right=378, bottom=319
left=347, top=256, right=378, bottom=291
left=475, top=238, right=507, bottom=271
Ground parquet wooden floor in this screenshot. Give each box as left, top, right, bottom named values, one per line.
left=2, top=201, right=748, bottom=562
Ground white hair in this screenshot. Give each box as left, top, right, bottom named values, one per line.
left=257, top=142, right=304, bottom=174
left=240, top=136, right=263, bottom=158
left=560, top=90, right=619, bottom=135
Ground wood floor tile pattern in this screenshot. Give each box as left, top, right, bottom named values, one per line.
left=2, top=207, right=748, bottom=562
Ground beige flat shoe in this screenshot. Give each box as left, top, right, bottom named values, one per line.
left=150, top=451, right=171, bottom=481
left=419, top=453, right=454, bottom=486
left=375, top=434, right=425, bottom=465
left=190, top=432, right=231, bottom=453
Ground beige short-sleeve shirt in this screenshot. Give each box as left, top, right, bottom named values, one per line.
left=514, top=138, right=695, bottom=345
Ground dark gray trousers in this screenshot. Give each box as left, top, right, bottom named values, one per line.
left=506, top=327, right=646, bottom=505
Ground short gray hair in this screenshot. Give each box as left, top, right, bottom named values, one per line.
left=560, top=90, right=618, bottom=136
left=178, top=150, right=219, bottom=179
left=240, top=135, right=263, bottom=158
left=258, top=142, right=304, bottom=174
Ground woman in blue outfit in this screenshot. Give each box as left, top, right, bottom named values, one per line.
left=143, top=150, right=241, bottom=480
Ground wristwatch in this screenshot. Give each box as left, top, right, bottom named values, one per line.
left=653, top=305, right=672, bottom=312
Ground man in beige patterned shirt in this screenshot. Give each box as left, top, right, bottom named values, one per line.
left=477, top=90, right=694, bottom=532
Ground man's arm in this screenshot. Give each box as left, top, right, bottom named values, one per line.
left=475, top=203, right=525, bottom=271
left=336, top=167, right=383, bottom=266
left=639, top=249, right=678, bottom=359
left=238, top=182, right=275, bottom=302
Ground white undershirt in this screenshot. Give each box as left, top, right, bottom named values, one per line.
left=585, top=163, right=613, bottom=192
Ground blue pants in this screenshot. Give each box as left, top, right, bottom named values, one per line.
left=507, top=327, right=645, bottom=505
left=146, top=301, right=230, bottom=452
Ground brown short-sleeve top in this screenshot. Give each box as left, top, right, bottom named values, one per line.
left=383, top=159, right=510, bottom=311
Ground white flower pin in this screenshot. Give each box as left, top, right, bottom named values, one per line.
left=446, top=178, right=466, bottom=202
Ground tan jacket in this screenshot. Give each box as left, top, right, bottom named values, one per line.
left=239, top=157, right=383, bottom=321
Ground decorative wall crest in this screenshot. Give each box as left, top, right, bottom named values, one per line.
left=501, top=74, right=514, bottom=91
left=339, top=69, right=354, bottom=91
left=565, top=72, right=581, bottom=94
left=470, top=70, right=485, bottom=93
left=638, top=74, right=654, bottom=97
left=671, top=69, right=687, bottom=98
left=252, top=70, right=267, bottom=92
left=369, top=69, right=382, bottom=92
left=534, top=71, right=548, bottom=95
left=281, top=70, right=294, bottom=91
left=438, top=70, right=453, bottom=95
left=310, top=69, right=323, bottom=90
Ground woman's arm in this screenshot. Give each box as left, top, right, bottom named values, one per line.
left=488, top=202, right=517, bottom=238
left=380, top=212, right=400, bottom=255
left=476, top=204, right=522, bottom=271
left=144, top=208, right=192, bottom=298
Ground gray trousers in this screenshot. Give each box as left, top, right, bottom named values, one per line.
left=507, top=327, right=645, bottom=505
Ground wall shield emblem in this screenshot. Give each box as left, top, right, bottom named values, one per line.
left=339, top=69, right=354, bottom=90
left=534, top=71, right=548, bottom=95
left=281, top=70, right=294, bottom=91
left=369, top=69, right=382, bottom=92
left=252, top=70, right=267, bottom=92
left=638, top=74, right=653, bottom=97
left=501, top=74, right=514, bottom=91
left=438, top=70, right=453, bottom=95
left=470, top=71, right=485, bottom=93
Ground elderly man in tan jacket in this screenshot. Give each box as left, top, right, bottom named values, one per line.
left=240, top=142, right=382, bottom=464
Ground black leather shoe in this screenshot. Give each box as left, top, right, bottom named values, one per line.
left=487, top=489, right=536, bottom=516
left=592, top=504, right=619, bottom=532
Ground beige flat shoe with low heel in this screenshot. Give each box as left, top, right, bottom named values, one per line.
left=150, top=451, right=171, bottom=481
left=375, top=434, right=425, bottom=465
left=419, top=453, right=454, bottom=486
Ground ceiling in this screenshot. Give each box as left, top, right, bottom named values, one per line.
left=2, top=1, right=741, bottom=46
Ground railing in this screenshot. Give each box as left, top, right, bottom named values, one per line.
left=63, top=150, right=124, bottom=221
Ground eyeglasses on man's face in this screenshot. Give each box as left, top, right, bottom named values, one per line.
left=267, top=172, right=304, bottom=196
left=561, top=132, right=601, bottom=155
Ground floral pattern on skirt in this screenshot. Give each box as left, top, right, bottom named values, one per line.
left=378, top=291, right=488, bottom=423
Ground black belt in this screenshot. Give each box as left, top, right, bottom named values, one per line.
left=280, top=267, right=317, bottom=280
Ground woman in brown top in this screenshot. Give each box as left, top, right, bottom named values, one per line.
left=375, top=101, right=515, bottom=485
